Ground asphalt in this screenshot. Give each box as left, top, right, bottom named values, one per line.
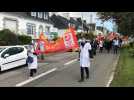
left=0, top=50, right=119, bottom=87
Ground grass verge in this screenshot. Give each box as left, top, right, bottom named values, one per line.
left=110, top=48, right=134, bottom=87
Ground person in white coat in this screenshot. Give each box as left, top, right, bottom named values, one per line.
left=27, top=51, right=38, bottom=78
left=79, top=39, right=92, bottom=82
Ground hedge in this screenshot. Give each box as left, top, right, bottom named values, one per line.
left=0, top=29, right=32, bottom=45
left=18, top=35, right=32, bottom=45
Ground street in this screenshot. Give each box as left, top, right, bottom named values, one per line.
left=0, top=50, right=119, bottom=87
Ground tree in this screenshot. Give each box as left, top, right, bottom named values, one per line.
left=97, top=12, right=134, bottom=36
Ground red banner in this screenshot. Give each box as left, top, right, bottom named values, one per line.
left=34, top=27, right=79, bottom=54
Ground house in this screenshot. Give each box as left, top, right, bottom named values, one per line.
left=87, top=23, right=96, bottom=32
left=95, top=26, right=109, bottom=36
left=0, top=12, right=57, bottom=39
left=76, top=18, right=89, bottom=33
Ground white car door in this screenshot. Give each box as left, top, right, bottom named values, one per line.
left=1, top=47, right=19, bottom=71
left=15, top=47, right=27, bottom=66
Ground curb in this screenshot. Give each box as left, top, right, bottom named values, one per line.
left=106, top=54, right=120, bottom=87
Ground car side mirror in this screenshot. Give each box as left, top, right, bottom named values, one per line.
left=4, top=54, right=9, bottom=58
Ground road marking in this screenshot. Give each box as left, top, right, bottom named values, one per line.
left=64, top=59, right=77, bottom=66
left=106, top=72, right=114, bottom=87
left=106, top=55, right=120, bottom=87
left=15, top=68, right=57, bottom=87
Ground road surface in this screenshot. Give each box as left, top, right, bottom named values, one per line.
left=0, top=51, right=119, bottom=87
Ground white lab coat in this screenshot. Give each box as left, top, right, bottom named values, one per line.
left=80, top=42, right=91, bottom=68
left=28, top=53, right=38, bottom=69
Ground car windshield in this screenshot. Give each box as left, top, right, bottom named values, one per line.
left=0, top=48, right=5, bottom=53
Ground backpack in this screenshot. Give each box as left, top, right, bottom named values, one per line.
left=26, top=56, right=33, bottom=64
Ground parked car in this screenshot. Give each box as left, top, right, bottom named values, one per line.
left=0, top=46, right=28, bottom=71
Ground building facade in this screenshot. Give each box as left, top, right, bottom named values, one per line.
left=0, top=12, right=57, bottom=39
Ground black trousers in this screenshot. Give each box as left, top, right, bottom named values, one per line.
left=99, top=47, right=103, bottom=53
left=80, top=67, right=89, bottom=80
left=30, top=69, right=37, bottom=77
left=114, top=46, right=118, bottom=54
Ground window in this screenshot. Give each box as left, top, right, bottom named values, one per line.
left=0, top=48, right=5, bottom=53
left=44, top=12, right=48, bottom=19
left=39, top=25, right=43, bottom=33
left=38, top=12, right=43, bottom=18
left=16, top=47, right=24, bottom=53
left=31, top=12, right=36, bottom=17
left=26, top=23, right=36, bottom=35
left=1, top=47, right=20, bottom=57
left=4, top=18, right=18, bottom=33
left=45, top=26, right=50, bottom=33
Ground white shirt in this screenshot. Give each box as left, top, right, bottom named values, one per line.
left=99, top=41, right=103, bottom=47
left=113, top=40, right=119, bottom=46
left=80, top=42, right=91, bottom=67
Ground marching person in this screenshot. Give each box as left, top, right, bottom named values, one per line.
left=78, top=38, right=92, bottom=82
left=113, top=37, right=119, bottom=54
left=99, top=40, right=103, bottom=53
left=27, top=50, right=38, bottom=78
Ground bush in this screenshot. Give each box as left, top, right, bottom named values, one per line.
left=0, top=29, right=32, bottom=46
left=18, top=35, right=32, bottom=45
left=0, top=29, right=19, bottom=45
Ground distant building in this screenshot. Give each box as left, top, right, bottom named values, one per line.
left=87, top=23, right=96, bottom=32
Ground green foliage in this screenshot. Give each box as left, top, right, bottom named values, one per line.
left=97, top=12, right=134, bottom=36
left=18, top=35, right=32, bottom=45
left=0, top=29, right=32, bottom=45
left=50, top=32, right=58, bottom=41
left=76, top=32, right=95, bottom=40
left=128, top=48, right=134, bottom=57
left=0, top=29, right=19, bottom=45
left=111, top=49, right=134, bottom=86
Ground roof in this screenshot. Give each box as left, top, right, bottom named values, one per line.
left=50, top=14, right=69, bottom=29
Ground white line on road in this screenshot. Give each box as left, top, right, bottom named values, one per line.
left=15, top=68, right=57, bottom=87
left=106, top=72, right=114, bottom=87
left=64, top=59, right=77, bottom=66
left=106, top=55, right=120, bottom=87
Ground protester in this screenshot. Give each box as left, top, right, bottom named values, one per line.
left=92, top=39, right=98, bottom=55
left=27, top=50, right=38, bottom=78
left=79, top=38, right=91, bottom=82
left=105, top=39, right=111, bottom=53
left=99, top=40, right=103, bottom=53
left=113, top=37, right=119, bottom=54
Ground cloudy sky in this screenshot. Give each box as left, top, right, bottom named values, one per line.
left=69, top=12, right=114, bottom=32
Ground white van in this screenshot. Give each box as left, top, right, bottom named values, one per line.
left=0, top=46, right=27, bottom=71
